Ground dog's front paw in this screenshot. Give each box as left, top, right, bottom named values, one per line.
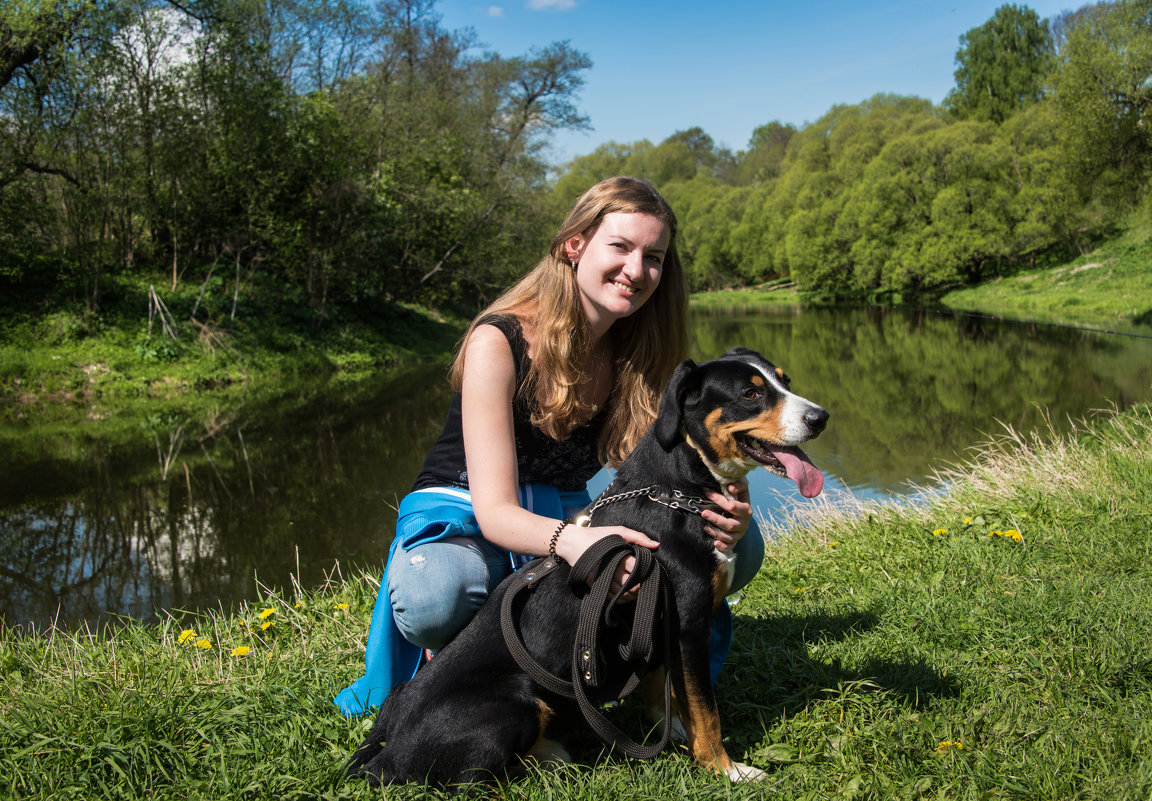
left=725, top=761, right=767, bottom=782
left=527, top=737, right=572, bottom=767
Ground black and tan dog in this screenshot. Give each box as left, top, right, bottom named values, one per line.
left=346, top=347, right=829, bottom=789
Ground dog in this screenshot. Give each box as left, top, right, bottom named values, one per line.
left=345, top=347, right=829, bottom=789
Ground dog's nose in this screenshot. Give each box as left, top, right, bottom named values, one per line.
left=805, top=406, right=829, bottom=434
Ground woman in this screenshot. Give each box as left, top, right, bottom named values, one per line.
left=335, top=176, right=763, bottom=716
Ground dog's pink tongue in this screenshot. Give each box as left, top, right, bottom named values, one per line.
left=771, top=446, right=824, bottom=498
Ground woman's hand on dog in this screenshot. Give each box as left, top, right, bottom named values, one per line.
left=552, top=523, right=658, bottom=599
left=702, top=481, right=752, bottom=553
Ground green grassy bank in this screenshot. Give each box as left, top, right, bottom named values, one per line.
left=0, top=273, right=468, bottom=425
left=3, top=402, right=1150, bottom=800
left=939, top=217, right=1152, bottom=331
left=691, top=217, right=1152, bottom=334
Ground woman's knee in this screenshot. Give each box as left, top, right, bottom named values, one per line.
left=387, top=538, right=500, bottom=651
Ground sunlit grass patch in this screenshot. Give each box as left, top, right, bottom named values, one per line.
left=940, top=216, right=1152, bottom=331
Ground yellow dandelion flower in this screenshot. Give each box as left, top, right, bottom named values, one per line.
left=178, top=628, right=197, bottom=644
left=933, top=528, right=948, bottom=536
left=335, top=602, right=350, bottom=611
left=989, top=530, right=1002, bottom=538
left=294, top=602, right=303, bottom=609
left=195, top=638, right=212, bottom=650
left=794, top=587, right=807, bottom=593
left=935, top=740, right=963, bottom=753
left=230, top=646, right=252, bottom=657
left=828, top=541, right=840, bottom=547
left=236, top=620, right=248, bottom=627
left=1005, top=529, right=1023, bottom=543
left=258, top=607, right=276, bottom=620
left=260, top=620, right=275, bottom=631
left=963, top=517, right=973, bottom=525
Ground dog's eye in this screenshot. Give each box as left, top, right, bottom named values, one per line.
left=742, top=387, right=762, bottom=400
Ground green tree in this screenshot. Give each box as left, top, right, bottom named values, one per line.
left=551, top=140, right=635, bottom=208
left=1, top=0, right=593, bottom=319
left=999, top=100, right=1078, bottom=266
left=770, top=96, right=939, bottom=290
left=734, top=121, right=795, bottom=185
left=662, top=179, right=750, bottom=289
left=0, top=0, right=92, bottom=90
left=1050, top=0, right=1152, bottom=208
left=945, top=4, right=1055, bottom=123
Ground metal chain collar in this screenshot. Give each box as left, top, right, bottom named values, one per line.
left=572, top=484, right=713, bottom=527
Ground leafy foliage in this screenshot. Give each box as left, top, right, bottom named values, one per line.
left=551, top=2, right=1150, bottom=298
left=4, top=1, right=1151, bottom=314
left=1050, top=0, right=1152, bottom=206
left=944, top=3, right=1055, bottom=123
left=0, top=0, right=590, bottom=321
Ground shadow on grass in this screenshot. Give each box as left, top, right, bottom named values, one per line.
left=552, top=608, right=958, bottom=773
left=714, top=610, right=960, bottom=754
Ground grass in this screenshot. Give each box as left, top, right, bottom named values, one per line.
left=939, top=217, right=1152, bottom=332
left=0, top=271, right=467, bottom=425
left=3, top=403, right=1151, bottom=800
left=690, top=278, right=803, bottom=308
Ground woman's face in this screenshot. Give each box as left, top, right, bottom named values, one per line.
left=566, top=211, right=670, bottom=333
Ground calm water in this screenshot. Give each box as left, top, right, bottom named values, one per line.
left=3, top=305, right=1151, bottom=630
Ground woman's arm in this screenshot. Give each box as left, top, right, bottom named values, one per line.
left=461, top=324, right=656, bottom=578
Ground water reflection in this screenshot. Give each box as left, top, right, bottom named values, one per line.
left=692, top=305, right=1152, bottom=492
left=0, top=364, right=454, bottom=630
left=2, top=307, right=1150, bottom=629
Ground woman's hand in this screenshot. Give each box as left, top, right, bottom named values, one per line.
left=552, top=523, right=658, bottom=598
left=701, top=481, right=752, bottom=552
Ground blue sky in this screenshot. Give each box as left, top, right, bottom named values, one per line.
left=434, top=0, right=1075, bottom=164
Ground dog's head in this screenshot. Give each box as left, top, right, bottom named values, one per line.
left=655, top=347, right=828, bottom=497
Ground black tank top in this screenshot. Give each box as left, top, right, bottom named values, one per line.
left=411, top=315, right=606, bottom=493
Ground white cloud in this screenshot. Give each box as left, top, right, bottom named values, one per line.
left=487, top=6, right=504, bottom=16
left=527, top=0, right=576, bottom=10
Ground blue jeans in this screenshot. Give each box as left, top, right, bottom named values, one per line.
left=389, top=521, right=766, bottom=652
left=388, top=535, right=514, bottom=651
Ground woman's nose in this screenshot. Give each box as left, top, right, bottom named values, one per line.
left=622, top=251, right=644, bottom=278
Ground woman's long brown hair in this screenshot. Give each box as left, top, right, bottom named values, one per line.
left=448, top=176, right=689, bottom=467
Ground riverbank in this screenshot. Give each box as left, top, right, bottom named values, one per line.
left=2, top=402, right=1150, bottom=799
left=691, top=217, right=1152, bottom=335
left=0, top=272, right=468, bottom=426
left=938, top=216, right=1152, bottom=332
left=4, top=218, right=1150, bottom=426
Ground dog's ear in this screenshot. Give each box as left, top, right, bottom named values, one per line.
left=655, top=359, right=698, bottom=450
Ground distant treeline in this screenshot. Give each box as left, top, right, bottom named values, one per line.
left=552, top=1, right=1152, bottom=294
left=2, top=1, right=1151, bottom=326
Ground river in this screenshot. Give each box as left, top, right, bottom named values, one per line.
left=2, top=304, right=1150, bottom=630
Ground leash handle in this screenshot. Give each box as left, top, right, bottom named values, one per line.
left=501, top=536, right=675, bottom=759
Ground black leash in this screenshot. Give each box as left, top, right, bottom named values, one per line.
left=500, top=536, right=674, bottom=758
left=499, top=484, right=717, bottom=758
